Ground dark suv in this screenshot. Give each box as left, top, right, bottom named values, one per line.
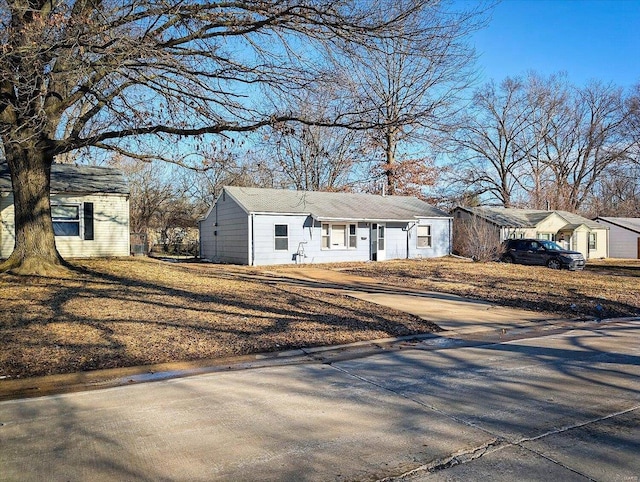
left=500, top=239, right=585, bottom=270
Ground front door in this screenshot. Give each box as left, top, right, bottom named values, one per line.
left=370, top=223, right=386, bottom=261
left=370, top=224, right=377, bottom=260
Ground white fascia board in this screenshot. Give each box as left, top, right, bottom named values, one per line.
left=312, top=215, right=416, bottom=223
left=250, top=211, right=312, bottom=216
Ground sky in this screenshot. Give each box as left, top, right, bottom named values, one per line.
left=469, top=0, right=640, bottom=88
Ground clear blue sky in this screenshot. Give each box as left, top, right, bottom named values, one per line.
left=469, top=0, right=640, bottom=88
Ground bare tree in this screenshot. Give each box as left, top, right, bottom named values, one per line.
left=450, top=77, right=534, bottom=207
left=625, top=83, right=640, bottom=163
left=336, top=1, right=485, bottom=194
left=584, top=160, right=640, bottom=217
left=448, top=74, right=635, bottom=212
left=536, top=81, right=632, bottom=211
left=0, top=0, right=435, bottom=274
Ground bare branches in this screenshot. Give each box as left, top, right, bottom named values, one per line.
left=448, top=73, right=636, bottom=213
left=2, top=0, right=444, bottom=160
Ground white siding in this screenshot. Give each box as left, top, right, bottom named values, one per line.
left=385, top=223, right=408, bottom=260
left=251, top=216, right=451, bottom=266
left=200, top=193, right=249, bottom=264
left=0, top=193, right=129, bottom=258
left=53, top=194, right=129, bottom=257
left=408, top=218, right=451, bottom=258
left=253, top=216, right=374, bottom=265
left=199, top=218, right=214, bottom=259
left=0, top=193, right=15, bottom=258
left=596, top=220, right=639, bottom=259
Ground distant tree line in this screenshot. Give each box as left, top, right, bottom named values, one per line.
left=116, top=71, right=640, bottom=248
left=446, top=73, right=640, bottom=217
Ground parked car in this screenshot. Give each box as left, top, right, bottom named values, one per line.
left=500, top=239, right=585, bottom=270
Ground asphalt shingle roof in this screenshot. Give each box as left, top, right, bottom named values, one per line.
left=0, top=161, right=129, bottom=195
left=459, top=206, right=601, bottom=229
left=224, top=186, right=449, bottom=220
left=597, top=217, right=640, bottom=233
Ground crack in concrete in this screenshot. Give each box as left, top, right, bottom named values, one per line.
left=376, top=439, right=507, bottom=481
left=512, top=405, right=640, bottom=445
left=332, top=356, right=640, bottom=482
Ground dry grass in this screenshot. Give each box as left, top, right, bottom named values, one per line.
left=0, top=257, right=436, bottom=379
left=333, top=258, right=640, bottom=319
left=2, top=256, right=638, bottom=380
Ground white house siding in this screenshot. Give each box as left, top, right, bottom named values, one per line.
left=249, top=217, right=451, bottom=266
left=0, top=193, right=129, bottom=258
left=384, top=222, right=408, bottom=260
left=200, top=193, right=249, bottom=264
left=251, top=216, right=372, bottom=265
left=52, top=193, right=129, bottom=258
left=407, top=218, right=452, bottom=258
left=596, top=219, right=639, bottom=259
left=0, top=193, right=16, bottom=258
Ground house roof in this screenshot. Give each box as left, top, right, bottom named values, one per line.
left=456, top=206, right=602, bottom=230
left=596, top=217, right=640, bottom=234
left=223, top=186, right=449, bottom=221
left=0, top=161, right=129, bottom=195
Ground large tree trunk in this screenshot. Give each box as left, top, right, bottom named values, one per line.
left=384, top=129, right=397, bottom=195
left=0, top=140, right=66, bottom=275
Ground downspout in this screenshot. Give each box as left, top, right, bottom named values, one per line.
left=449, top=218, right=453, bottom=255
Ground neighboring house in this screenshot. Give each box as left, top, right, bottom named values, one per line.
left=200, top=186, right=452, bottom=266
left=594, top=217, right=640, bottom=259
left=453, top=206, right=608, bottom=259
left=0, top=162, right=130, bottom=258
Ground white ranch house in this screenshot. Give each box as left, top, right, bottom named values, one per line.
left=453, top=206, right=609, bottom=260
left=0, top=162, right=130, bottom=259
left=199, top=186, right=452, bottom=266
left=594, top=217, right=640, bottom=259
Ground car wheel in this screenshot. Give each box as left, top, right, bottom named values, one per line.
left=547, top=258, right=562, bottom=270
left=502, top=255, right=514, bottom=264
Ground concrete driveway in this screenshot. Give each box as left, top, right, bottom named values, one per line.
left=269, top=267, right=566, bottom=335
left=1, top=320, right=639, bottom=481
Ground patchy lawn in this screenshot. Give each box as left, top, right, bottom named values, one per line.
left=330, top=258, right=640, bottom=319
left=1, top=256, right=638, bottom=381
left=0, top=257, right=436, bottom=379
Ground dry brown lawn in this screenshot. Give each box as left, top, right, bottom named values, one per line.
left=0, top=257, right=436, bottom=379
left=333, top=258, right=640, bottom=319
left=1, top=256, right=638, bottom=380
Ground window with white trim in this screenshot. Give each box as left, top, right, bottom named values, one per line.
left=321, top=223, right=357, bottom=249
left=274, top=224, right=288, bottom=250
left=52, top=204, right=80, bottom=236
left=589, top=233, right=597, bottom=250
left=417, top=225, right=432, bottom=248
left=51, top=202, right=94, bottom=239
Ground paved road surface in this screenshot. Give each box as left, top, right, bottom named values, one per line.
left=1, top=320, right=638, bottom=481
